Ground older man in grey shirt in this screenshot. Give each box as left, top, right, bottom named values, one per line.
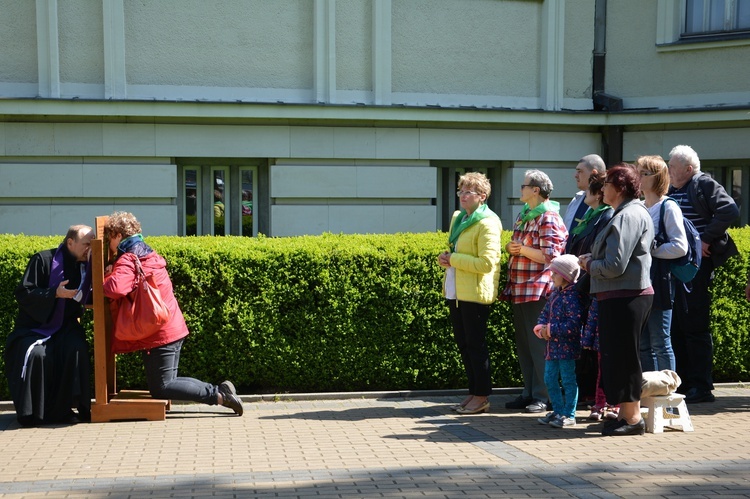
left=563, top=154, right=607, bottom=232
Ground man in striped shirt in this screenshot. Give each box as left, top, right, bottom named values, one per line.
left=667, top=145, right=739, bottom=404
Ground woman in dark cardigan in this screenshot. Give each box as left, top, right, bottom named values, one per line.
left=566, top=173, right=613, bottom=258
left=565, top=173, right=614, bottom=420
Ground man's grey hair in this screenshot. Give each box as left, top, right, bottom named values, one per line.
left=525, top=169, right=554, bottom=199
left=669, top=145, right=701, bottom=173
left=579, top=154, right=606, bottom=172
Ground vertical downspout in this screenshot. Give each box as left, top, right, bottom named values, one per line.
left=592, top=0, right=606, bottom=106
left=592, top=0, right=623, bottom=164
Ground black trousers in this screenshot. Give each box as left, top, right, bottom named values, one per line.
left=142, top=338, right=219, bottom=404
left=448, top=300, right=492, bottom=397
left=671, top=259, right=715, bottom=393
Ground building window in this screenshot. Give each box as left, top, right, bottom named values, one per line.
left=180, top=164, right=258, bottom=236
left=684, top=0, right=750, bottom=36
left=656, top=0, right=750, bottom=48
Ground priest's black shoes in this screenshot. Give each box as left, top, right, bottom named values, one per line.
left=602, top=418, right=645, bottom=436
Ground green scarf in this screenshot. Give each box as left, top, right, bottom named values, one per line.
left=570, top=204, right=611, bottom=236
left=515, top=200, right=560, bottom=230
left=448, top=204, right=497, bottom=252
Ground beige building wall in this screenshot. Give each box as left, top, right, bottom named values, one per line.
left=59, top=0, right=103, bottom=86
left=606, top=0, right=750, bottom=109
left=0, top=1, right=37, bottom=85
left=124, top=0, right=314, bottom=99
left=270, top=160, right=436, bottom=236
left=1, top=0, right=592, bottom=109
left=624, top=128, right=750, bottom=163
left=0, top=1, right=748, bottom=236
left=336, top=0, right=372, bottom=94
left=391, top=0, right=542, bottom=106
left=0, top=119, right=602, bottom=235
left=0, top=155, right=176, bottom=236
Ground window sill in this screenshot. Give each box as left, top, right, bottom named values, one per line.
left=657, top=33, right=750, bottom=52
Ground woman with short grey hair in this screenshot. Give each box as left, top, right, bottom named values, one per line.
left=502, top=169, right=568, bottom=414
left=524, top=169, right=555, bottom=199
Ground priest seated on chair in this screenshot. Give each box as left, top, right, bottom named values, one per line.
left=4, top=225, right=94, bottom=426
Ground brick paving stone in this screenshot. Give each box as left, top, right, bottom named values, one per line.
left=0, top=386, right=749, bottom=498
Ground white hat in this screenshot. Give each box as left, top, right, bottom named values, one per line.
left=549, top=254, right=580, bottom=284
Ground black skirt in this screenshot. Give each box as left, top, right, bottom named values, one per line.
left=4, top=325, right=91, bottom=425
left=598, top=294, right=653, bottom=404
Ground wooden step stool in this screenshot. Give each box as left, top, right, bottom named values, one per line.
left=641, top=393, right=694, bottom=433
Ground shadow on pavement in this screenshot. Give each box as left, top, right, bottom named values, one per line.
left=2, top=464, right=748, bottom=497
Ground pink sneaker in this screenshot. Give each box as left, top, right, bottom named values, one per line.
left=604, top=406, right=620, bottom=420
left=588, top=407, right=604, bottom=421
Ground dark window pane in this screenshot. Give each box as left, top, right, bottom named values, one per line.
left=685, top=0, right=705, bottom=33
left=732, top=169, right=742, bottom=211
left=213, top=170, right=226, bottom=236
left=708, top=0, right=726, bottom=31
left=241, top=170, right=254, bottom=237
left=185, top=169, right=198, bottom=236
left=738, top=0, right=750, bottom=28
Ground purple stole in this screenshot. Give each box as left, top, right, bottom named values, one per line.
left=31, top=244, right=92, bottom=337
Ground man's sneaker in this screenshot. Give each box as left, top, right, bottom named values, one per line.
left=505, top=395, right=532, bottom=409
left=537, top=412, right=558, bottom=425
left=218, top=380, right=244, bottom=416
left=525, top=399, right=547, bottom=413
left=549, top=415, right=576, bottom=428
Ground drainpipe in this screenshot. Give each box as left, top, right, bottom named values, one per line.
left=592, top=0, right=622, bottom=112
left=592, top=0, right=623, bottom=164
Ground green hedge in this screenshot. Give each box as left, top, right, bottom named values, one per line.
left=1, top=229, right=749, bottom=400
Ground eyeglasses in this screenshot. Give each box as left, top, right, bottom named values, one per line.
left=639, top=171, right=655, bottom=177
left=520, top=184, right=536, bottom=189
left=456, top=190, right=479, bottom=197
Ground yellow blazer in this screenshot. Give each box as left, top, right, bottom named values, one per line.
left=444, top=210, right=502, bottom=305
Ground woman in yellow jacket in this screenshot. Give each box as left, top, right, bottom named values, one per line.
left=438, top=172, right=502, bottom=414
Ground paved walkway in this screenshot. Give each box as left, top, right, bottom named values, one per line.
left=0, top=385, right=749, bottom=498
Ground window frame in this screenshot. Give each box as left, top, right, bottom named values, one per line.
left=657, top=0, right=750, bottom=50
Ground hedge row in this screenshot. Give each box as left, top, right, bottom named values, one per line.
left=1, top=229, right=749, bottom=400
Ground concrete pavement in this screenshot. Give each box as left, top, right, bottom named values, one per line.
left=1, top=385, right=749, bottom=498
